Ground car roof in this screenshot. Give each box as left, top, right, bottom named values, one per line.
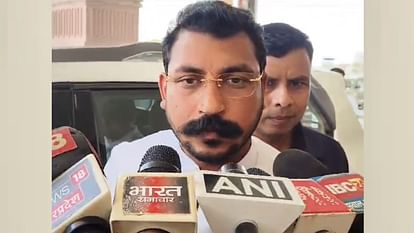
left=52, top=61, right=163, bottom=82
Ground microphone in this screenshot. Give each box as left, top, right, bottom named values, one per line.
left=313, top=173, right=364, bottom=233
left=110, top=145, right=197, bottom=233
left=220, top=162, right=248, bottom=174
left=195, top=168, right=305, bottom=233
left=138, top=145, right=181, bottom=173
left=273, top=149, right=330, bottom=179
left=247, top=167, right=271, bottom=176
left=285, top=179, right=356, bottom=233
left=52, top=154, right=112, bottom=233
left=52, top=126, right=102, bottom=180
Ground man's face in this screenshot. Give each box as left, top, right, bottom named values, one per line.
left=255, top=48, right=311, bottom=137
left=159, top=30, right=264, bottom=165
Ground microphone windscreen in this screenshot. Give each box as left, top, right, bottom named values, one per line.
left=273, top=149, right=330, bottom=178
left=63, top=216, right=110, bottom=233
left=246, top=167, right=271, bottom=176
left=138, top=145, right=181, bottom=173
left=220, top=162, right=247, bottom=174
left=52, top=126, right=102, bottom=180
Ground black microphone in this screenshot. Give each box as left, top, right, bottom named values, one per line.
left=51, top=127, right=111, bottom=233
left=110, top=145, right=197, bottom=233
left=247, top=167, right=271, bottom=176
left=52, top=126, right=103, bottom=180
left=138, top=145, right=181, bottom=173
left=64, top=216, right=110, bottom=233
left=273, top=149, right=330, bottom=178
left=220, top=162, right=248, bottom=174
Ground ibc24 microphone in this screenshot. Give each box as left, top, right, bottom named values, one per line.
left=273, top=149, right=330, bottom=179
left=52, top=126, right=102, bottom=180
left=52, top=154, right=112, bottom=233
left=285, top=179, right=356, bottom=233
left=195, top=169, right=305, bottom=233
left=110, top=145, right=197, bottom=233
left=313, top=173, right=364, bottom=233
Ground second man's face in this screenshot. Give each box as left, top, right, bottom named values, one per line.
left=159, top=30, right=264, bottom=166
left=255, top=48, right=311, bottom=138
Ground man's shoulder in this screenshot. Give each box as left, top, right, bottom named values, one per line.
left=250, top=136, right=280, bottom=174
left=252, top=136, right=280, bottom=154
left=113, top=130, right=177, bottom=154
left=105, top=129, right=178, bottom=167
left=301, top=126, right=342, bottom=148
left=299, top=126, right=349, bottom=173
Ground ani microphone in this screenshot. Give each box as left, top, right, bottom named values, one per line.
left=195, top=163, right=305, bottom=233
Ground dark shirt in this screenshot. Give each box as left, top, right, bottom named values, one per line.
left=291, top=124, right=349, bottom=174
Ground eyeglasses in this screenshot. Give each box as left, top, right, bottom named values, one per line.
left=165, top=72, right=263, bottom=99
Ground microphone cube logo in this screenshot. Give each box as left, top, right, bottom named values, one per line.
left=51, top=158, right=100, bottom=230
left=291, top=180, right=351, bottom=214
left=52, top=127, right=78, bottom=158
left=203, top=174, right=293, bottom=200
left=315, top=174, right=364, bottom=213
left=122, top=176, right=191, bottom=214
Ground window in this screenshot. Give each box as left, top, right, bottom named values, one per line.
left=52, top=89, right=73, bottom=128
left=91, top=88, right=170, bottom=160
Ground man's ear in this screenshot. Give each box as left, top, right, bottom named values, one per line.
left=158, top=73, right=168, bottom=110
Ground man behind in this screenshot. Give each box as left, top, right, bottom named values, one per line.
left=104, top=2, right=279, bottom=231
left=254, top=23, right=349, bottom=173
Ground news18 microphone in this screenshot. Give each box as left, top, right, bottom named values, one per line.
left=52, top=126, right=103, bottom=180
left=195, top=164, right=305, bottom=233
left=314, top=173, right=364, bottom=233
left=110, top=145, right=197, bottom=233
left=273, top=149, right=330, bottom=179
left=51, top=127, right=112, bottom=233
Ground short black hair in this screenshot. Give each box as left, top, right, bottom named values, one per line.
left=162, top=0, right=266, bottom=74
left=262, top=23, right=313, bottom=61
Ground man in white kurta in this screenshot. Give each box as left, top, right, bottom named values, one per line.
left=104, top=1, right=280, bottom=233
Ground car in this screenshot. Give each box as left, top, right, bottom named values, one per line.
left=52, top=42, right=363, bottom=173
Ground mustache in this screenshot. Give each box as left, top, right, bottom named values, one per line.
left=182, top=114, right=243, bottom=139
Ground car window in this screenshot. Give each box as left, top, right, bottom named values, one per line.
left=90, top=88, right=170, bottom=160
left=52, top=89, right=73, bottom=128
left=302, top=105, right=326, bottom=135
